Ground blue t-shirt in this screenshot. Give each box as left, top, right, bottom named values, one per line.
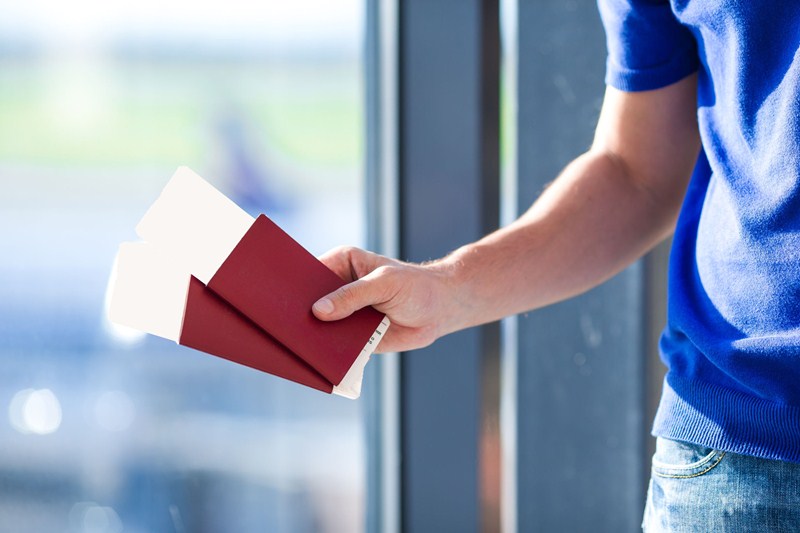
left=598, top=0, right=800, bottom=463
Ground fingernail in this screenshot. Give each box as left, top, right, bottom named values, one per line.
left=313, top=298, right=334, bottom=315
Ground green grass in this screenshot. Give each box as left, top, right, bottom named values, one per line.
left=0, top=59, right=362, bottom=169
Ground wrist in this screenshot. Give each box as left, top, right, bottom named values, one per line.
left=422, top=244, right=478, bottom=337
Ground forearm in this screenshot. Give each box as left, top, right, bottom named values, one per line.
left=430, top=147, right=688, bottom=335
left=313, top=78, right=699, bottom=354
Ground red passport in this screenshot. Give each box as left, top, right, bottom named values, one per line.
left=182, top=275, right=334, bottom=394
left=108, top=168, right=389, bottom=398
left=209, top=214, right=386, bottom=386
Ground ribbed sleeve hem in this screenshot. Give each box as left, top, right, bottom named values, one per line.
left=605, top=50, right=699, bottom=92
left=653, top=374, right=800, bottom=464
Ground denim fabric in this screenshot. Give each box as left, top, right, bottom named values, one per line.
left=643, top=437, right=800, bottom=532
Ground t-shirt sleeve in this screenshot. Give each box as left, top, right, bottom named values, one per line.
left=597, top=0, right=698, bottom=92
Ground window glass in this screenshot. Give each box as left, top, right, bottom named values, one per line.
left=0, top=1, right=366, bottom=532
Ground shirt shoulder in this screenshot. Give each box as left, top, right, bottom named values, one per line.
left=598, top=0, right=698, bottom=91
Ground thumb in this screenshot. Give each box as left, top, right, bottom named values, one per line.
left=313, top=275, right=387, bottom=321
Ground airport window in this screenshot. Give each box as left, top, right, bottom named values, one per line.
left=0, top=1, right=368, bottom=531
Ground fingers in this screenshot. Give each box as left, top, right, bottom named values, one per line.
left=317, top=246, right=357, bottom=282
left=317, top=246, right=387, bottom=283
left=313, top=266, right=394, bottom=321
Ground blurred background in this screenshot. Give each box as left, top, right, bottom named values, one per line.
left=0, top=1, right=668, bottom=531
left=0, top=1, right=368, bottom=532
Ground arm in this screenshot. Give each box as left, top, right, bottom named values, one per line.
left=313, top=75, right=700, bottom=353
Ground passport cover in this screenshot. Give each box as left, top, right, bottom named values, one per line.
left=181, top=275, right=334, bottom=394
left=208, top=213, right=387, bottom=387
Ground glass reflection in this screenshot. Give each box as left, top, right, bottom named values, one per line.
left=9, top=388, right=63, bottom=435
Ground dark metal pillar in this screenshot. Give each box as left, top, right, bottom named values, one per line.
left=515, top=2, right=651, bottom=531
left=398, top=1, right=500, bottom=531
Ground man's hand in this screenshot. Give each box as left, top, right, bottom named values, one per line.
left=312, top=74, right=700, bottom=355
left=313, top=246, right=455, bottom=353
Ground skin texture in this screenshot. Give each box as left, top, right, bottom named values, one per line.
left=313, top=75, right=701, bottom=354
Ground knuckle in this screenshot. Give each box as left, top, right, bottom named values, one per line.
left=329, top=244, right=356, bottom=258
left=348, top=249, right=368, bottom=275
left=371, top=265, right=403, bottom=302
left=335, top=283, right=359, bottom=304
left=341, top=245, right=360, bottom=256
left=373, top=265, right=391, bottom=277
left=374, top=264, right=397, bottom=278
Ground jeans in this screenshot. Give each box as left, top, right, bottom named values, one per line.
left=643, top=437, right=800, bottom=532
